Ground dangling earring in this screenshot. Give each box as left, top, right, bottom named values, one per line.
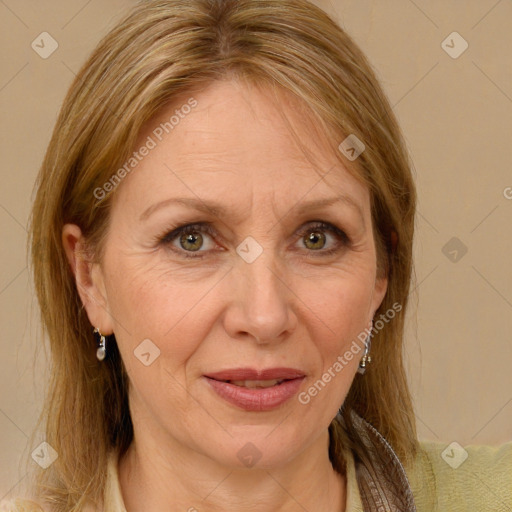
left=93, top=328, right=106, bottom=361
left=357, top=320, right=373, bottom=374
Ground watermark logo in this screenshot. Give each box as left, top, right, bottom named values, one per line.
left=441, top=441, right=468, bottom=469
left=134, top=338, right=161, bottom=366
left=441, top=32, right=468, bottom=59
left=237, top=442, right=263, bottom=468
left=31, top=441, right=58, bottom=469
left=338, top=134, right=365, bottom=161
left=442, top=236, right=468, bottom=263
left=236, top=236, right=263, bottom=263
left=31, top=32, right=58, bottom=59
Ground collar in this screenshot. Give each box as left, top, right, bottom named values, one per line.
left=338, top=408, right=417, bottom=512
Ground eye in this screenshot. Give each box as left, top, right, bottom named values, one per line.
left=157, top=220, right=350, bottom=259
left=297, top=221, right=350, bottom=256
left=159, top=223, right=219, bottom=257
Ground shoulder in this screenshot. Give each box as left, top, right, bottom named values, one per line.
left=406, top=439, right=512, bottom=511
left=0, top=498, right=46, bottom=512
left=0, top=497, right=99, bottom=512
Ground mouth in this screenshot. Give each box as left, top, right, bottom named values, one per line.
left=212, top=378, right=289, bottom=388
left=202, top=368, right=306, bottom=411
left=203, top=367, right=306, bottom=382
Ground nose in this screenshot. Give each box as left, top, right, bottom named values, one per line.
left=222, top=250, right=298, bottom=345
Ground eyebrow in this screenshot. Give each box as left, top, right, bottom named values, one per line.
left=139, top=194, right=364, bottom=224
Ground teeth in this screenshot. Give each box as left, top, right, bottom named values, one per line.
left=229, top=379, right=284, bottom=388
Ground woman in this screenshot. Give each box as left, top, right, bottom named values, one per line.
left=3, top=0, right=511, bottom=510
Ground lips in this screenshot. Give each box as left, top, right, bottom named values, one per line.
left=204, top=367, right=306, bottom=382
left=203, top=367, right=306, bottom=411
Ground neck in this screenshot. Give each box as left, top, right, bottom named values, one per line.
left=118, top=427, right=346, bottom=512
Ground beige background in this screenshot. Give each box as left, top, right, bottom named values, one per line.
left=1, top=0, right=511, bottom=499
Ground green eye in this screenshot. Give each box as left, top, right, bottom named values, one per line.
left=159, top=222, right=217, bottom=258
left=159, top=220, right=350, bottom=260
left=179, top=231, right=204, bottom=252
left=303, top=231, right=327, bottom=250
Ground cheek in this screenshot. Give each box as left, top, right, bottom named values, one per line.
left=292, top=275, right=372, bottom=419
left=300, top=271, right=373, bottom=391
left=103, top=255, right=221, bottom=369
left=302, top=269, right=373, bottom=336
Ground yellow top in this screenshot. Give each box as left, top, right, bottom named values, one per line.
left=407, top=440, right=512, bottom=511
left=2, top=440, right=511, bottom=511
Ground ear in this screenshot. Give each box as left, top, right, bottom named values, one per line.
left=369, top=229, right=395, bottom=319
left=370, top=274, right=388, bottom=320
left=62, top=224, right=114, bottom=335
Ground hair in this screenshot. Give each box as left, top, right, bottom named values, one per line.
left=28, top=0, right=418, bottom=510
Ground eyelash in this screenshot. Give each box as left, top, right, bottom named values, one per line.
left=157, top=221, right=351, bottom=259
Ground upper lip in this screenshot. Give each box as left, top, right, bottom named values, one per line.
left=204, top=367, right=306, bottom=381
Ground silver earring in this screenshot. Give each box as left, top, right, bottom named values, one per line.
left=94, top=328, right=106, bottom=361
left=357, top=320, right=373, bottom=374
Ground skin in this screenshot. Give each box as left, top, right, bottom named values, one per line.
left=63, top=79, right=387, bottom=512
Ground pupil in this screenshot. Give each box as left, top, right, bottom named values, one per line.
left=307, top=231, right=325, bottom=250
left=181, top=232, right=202, bottom=251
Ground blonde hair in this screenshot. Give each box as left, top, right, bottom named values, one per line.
left=29, top=0, right=418, bottom=509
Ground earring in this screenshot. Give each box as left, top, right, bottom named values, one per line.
left=93, top=328, right=106, bottom=361
left=357, top=320, right=373, bottom=374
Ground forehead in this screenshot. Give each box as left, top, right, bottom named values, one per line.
left=112, top=79, right=369, bottom=220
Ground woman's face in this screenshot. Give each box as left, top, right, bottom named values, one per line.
left=77, top=79, right=387, bottom=468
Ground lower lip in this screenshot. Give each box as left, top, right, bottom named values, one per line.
left=204, top=377, right=305, bottom=411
